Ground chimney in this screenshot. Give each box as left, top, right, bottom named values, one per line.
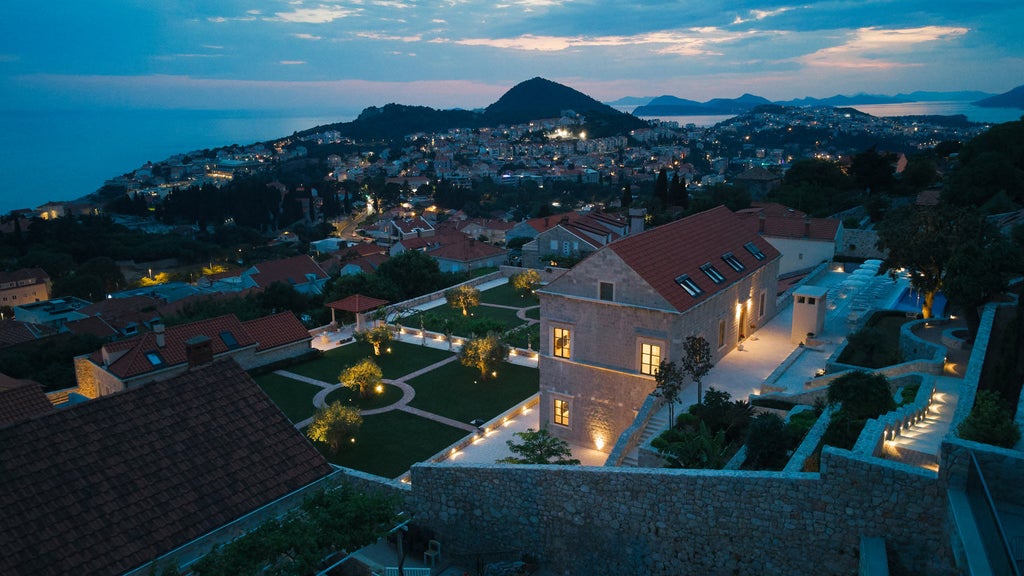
left=154, top=323, right=166, bottom=348
left=804, top=215, right=811, bottom=238
left=758, top=212, right=766, bottom=234
left=185, top=335, right=214, bottom=368
left=628, top=207, right=646, bottom=235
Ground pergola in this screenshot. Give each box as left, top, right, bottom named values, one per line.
left=326, top=294, right=390, bottom=331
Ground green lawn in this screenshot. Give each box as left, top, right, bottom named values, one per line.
left=324, top=382, right=404, bottom=410
left=505, top=323, right=540, bottom=350
left=479, top=282, right=539, bottom=307
left=288, top=341, right=454, bottom=382
left=313, top=412, right=469, bottom=479
left=407, top=360, right=539, bottom=423
left=406, top=305, right=527, bottom=337
left=255, top=373, right=321, bottom=423
left=523, top=307, right=540, bottom=320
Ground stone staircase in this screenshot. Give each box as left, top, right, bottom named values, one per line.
left=621, top=411, right=670, bottom=467
left=884, top=377, right=961, bottom=469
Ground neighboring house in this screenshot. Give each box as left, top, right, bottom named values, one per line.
left=391, top=216, right=435, bottom=241
left=520, top=211, right=635, bottom=269
left=736, top=203, right=843, bottom=276
left=200, top=255, right=330, bottom=295
left=0, top=358, right=333, bottom=576
left=74, top=312, right=311, bottom=397
left=427, top=236, right=508, bottom=273
left=732, top=166, right=783, bottom=198
left=0, top=319, right=55, bottom=348
left=536, top=206, right=781, bottom=452
left=0, top=267, right=51, bottom=307
left=68, top=294, right=165, bottom=338
left=455, top=218, right=515, bottom=245
left=13, top=297, right=91, bottom=329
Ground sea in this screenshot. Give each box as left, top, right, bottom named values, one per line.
left=1, top=101, right=1021, bottom=215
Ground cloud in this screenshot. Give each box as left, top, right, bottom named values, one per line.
left=280, top=60, right=307, bottom=65
left=798, top=25, right=969, bottom=69
left=732, top=6, right=795, bottom=25
left=293, top=33, right=322, bottom=40
left=269, top=5, right=359, bottom=23
left=357, top=31, right=424, bottom=42
left=447, top=28, right=758, bottom=56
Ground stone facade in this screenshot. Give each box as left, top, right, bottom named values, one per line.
left=408, top=446, right=955, bottom=576
left=538, top=246, right=779, bottom=452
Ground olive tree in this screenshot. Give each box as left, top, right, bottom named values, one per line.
left=340, top=357, right=383, bottom=399
left=307, top=402, right=363, bottom=454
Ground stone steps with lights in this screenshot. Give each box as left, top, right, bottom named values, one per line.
left=887, top=376, right=960, bottom=464
left=622, top=412, right=670, bottom=467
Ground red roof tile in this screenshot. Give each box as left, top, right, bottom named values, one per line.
left=609, top=205, right=780, bottom=313
left=243, top=312, right=311, bottom=352
left=328, top=294, right=390, bottom=313
left=427, top=237, right=506, bottom=262
left=249, top=255, right=329, bottom=289
left=0, top=359, right=332, bottom=576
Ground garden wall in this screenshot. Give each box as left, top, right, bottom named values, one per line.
left=408, top=447, right=954, bottom=576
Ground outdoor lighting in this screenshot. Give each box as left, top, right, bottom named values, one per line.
left=595, top=437, right=606, bottom=450
left=491, top=371, right=498, bottom=378
left=375, top=384, right=384, bottom=394
left=386, top=347, right=392, bottom=354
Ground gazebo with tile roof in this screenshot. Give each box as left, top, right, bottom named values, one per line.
left=327, top=294, right=390, bottom=331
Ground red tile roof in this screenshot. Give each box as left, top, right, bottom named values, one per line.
left=243, top=312, right=311, bottom=352
left=735, top=203, right=840, bottom=241
left=0, top=319, right=55, bottom=348
left=0, top=267, right=50, bottom=287
left=428, top=237, right=506, bottom=262
left=608, top=205, right=780, bottom=313
left=63, top=315, right=119, bottom=339
left=249, top=255, right=329, bottom=289
left=328, top=294, right=390, bottom=313
left=0, top=374, right=53, bottom=426
left=0, top=358, right=332, bottom=576
left=92, top=313, right=308, bottom=380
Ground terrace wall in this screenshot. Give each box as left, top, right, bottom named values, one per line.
left=408, top=447, right=955, bottom=576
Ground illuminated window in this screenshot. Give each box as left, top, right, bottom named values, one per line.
left=674, top=274, right=703, bottom=297
left=722, top=252, right=745, bottom=272
left=701, top=263, right=726, bottom=284
left=553, top=327, right=571, bottom=358
left=553, top=398, right=570, bottom=427
left=640, top=342, right=662, bottom=375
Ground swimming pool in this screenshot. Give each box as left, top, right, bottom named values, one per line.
left=892, top=286, right=947, bottom=317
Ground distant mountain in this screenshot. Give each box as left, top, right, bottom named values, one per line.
left=974, top=85, right=1024, bottom=110
left=298, top=77, right=645, bottom=140
left=633, top=93, right=771, bottom=116
left=605, top=96, right=656, bottom=107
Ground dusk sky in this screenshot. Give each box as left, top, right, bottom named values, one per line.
left=3, top=0, right=1023, bottom=114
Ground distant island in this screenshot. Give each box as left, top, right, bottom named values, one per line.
left=615, top=85, right=1024, bottom=116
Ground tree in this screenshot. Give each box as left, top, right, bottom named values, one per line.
left=445, top=284, right=481, bottom=316
left=376, top=249, right=445, bottom=299
left=744, top=412, right=792, bottom=470
left=339, top=357, right=383, bottom=399
left=652, top=360, right=685, bottom=424
left=681, top=335, right=713, bottom=404
left=654, top=168, right=669, bottom=206
left=826, top=371, right=895, bottom=420
left=849, top=146, right=895, bottom=195
left=876, top=205, right=980, bottom=318
left=943, top=219, right=1021, bottom=336
left=509, top=269, right=541, bottom=297
left=957, top=390, right=1021, bottom=448
left=361, top=324, right=392, bottom=356
left=497, top=428, right=581, bottom=465
left=307, top=402, right=363, bottom=454
left=620, top=183, right=633, bottom=208
left=459, top=331, right=509, bottom=380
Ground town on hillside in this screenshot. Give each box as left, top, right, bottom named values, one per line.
left=1, top=89, right=1023, bottom=576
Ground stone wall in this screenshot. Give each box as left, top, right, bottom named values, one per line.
left=408, top=447, right=954, bottom=576
left=836, top=229, right=886, bottom=260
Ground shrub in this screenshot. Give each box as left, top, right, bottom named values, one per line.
left=827, top=371, right=895, bottom=420
left=957, top=389, right=1021, bottom=448
left=652, top=421, right=729, bottom=469
left=744, top=413, right=792, bottom=470
left=690, top=388, right=754, bottom=444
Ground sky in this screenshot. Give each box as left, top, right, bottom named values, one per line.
left=2, top=0, right=1023, bottom=115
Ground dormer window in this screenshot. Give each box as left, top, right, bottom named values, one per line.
left=220, top=331, right=239, bottom=349
left=700, top=263, right=726, bottom=284
left=744, top=242, right=766, bottom=261
left=145, top=351, right=164, bottom=366
left=722, top=252, right=745, bottom=272
left=674, top=274, right=703, bottom=297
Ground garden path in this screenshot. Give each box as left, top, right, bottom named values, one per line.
left=277, top=355, right=467, bottom=430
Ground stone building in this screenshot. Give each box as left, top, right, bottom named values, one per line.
left=537, top=205, right=781, bottom=452
left=0, top=267, right=51, bottom=308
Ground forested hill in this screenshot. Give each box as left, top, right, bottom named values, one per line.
left=297, top=77, right=647, bottom=140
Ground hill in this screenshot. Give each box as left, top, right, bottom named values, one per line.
left=974, top=85, right=1024, bottom=110
left=633, top=94, right=771, bottom=116
left=297, top=77, right=646, bottom=141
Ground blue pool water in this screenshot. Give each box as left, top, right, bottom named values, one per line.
left=893, top=287, right=947, bottom=317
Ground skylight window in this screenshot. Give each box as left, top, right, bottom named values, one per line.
left=701, top=263, right=726, bottom=284
left=744, top=242, right=766, bottom=261
left=145, top=351, right=164, bottom=366
left=722, top=252, right=745, bottom=272
left=674, top=274, right=703, bottom=297
left=220, top=331, right=239, bottom=349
